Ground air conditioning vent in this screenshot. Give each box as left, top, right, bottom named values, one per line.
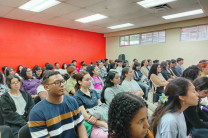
left=151, top=4, right=172, bottom=12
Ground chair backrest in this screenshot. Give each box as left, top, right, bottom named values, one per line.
left=0, top=97, right=5, bottom=125
left=18, top=124, right=32, bottom=138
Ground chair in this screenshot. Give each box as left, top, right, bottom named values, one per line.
left=18, top=124, right=32, bottom=138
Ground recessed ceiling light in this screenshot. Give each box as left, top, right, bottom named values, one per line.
left=108, top=23, right=134, bottom=29
left=137, top=0, right=177, bottom=8
left=162, top=9, right=204, bottom=19
left=75, top=14, right=108, bottom=23
left=19, top=0, right=61, bottom=12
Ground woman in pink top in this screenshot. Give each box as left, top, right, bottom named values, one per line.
left=86, top=65, right=104, bottom=98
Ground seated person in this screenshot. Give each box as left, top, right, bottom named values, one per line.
left=160, top=61, right=175, bottom=82
left=80, top=63, right=87, bottom=72
left=65, top=66, right=77, bottom=95
left=148, top=64, right=168, bottom=102
left=32, top=66, right=42, bottom=80
left=121, top=67, right=144, bottom=97
left=140, top=60, right=149, bottom=78
left=0, top=72, right=10, bottom=97
left=20, top=67, right=41, bottom=98
left=171, top=59, right=180, bottom=77
left=151, top=78, right=198, bottom=137
left=74, top=71, right=108, bottom=138
left=1, top=75, right=34, bottom=137
left=108, top=92, right=153, bottom=138
left=28, top=71, right=87, bottom=138
left=133, top=62, right=150, bottom=100
left=184, top=77, right=208, bottom=137
left=97, top=61, right=107, bottom=81
left=86, top=65, right=104, bottom=98
left=101, top=71, right=125, bottom=105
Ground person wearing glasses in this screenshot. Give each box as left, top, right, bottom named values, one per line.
left=0, top=74, right=34, bottom=137
left=20, top=67, right=41, bottom=98
left=28, top=71, right=87, bottom=138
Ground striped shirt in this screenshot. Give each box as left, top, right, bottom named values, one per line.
left=28, top=95, right=84, bottom=138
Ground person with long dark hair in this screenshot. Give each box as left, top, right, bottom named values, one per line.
left=5, top=67, right=15, bottom=77
left=160, top=61, right=174, bottom=82
left=32, top=66, right=43, bottom=80
left=73, top=71, right=108, bottom=137
left=16, top=65, right=23, bottom=79
left=148, top=64, right=168, bottom=102
left=20, top=67, right=41, bottom=98
left=108, top=92, right=153, bottom=138
left=61, top=63, right=67, bottom=74
left=150, top=78, right=199, bottom=137
left=86, top=65, right=104, bottom=98
left=183, top=77, right=208, bottom=137
left=101, top=71, right=125, bottom=105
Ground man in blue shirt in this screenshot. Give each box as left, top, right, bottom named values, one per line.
left=28, top=71, right=87, bottom=138
left=176, top=58, right=184, bottom=76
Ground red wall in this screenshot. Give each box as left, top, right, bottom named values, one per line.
left=0, top=17, right=106, bottom=71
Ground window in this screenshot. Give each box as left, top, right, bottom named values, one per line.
left=130, top=34, right=140, bottom=45
left=181, top=25, right=208, bottom=41
left=120, top=36, right=129, bottom=46
left=119, top=30, right=166, bottom=47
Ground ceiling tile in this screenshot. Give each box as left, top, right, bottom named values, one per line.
left=41, top=3, right=79, bottom=16
left=61, top=9, right=95, bottom=20
left=3, top=8, right=36, bottom=20
left=23, top=13, right=55, bottom=23
left=0, top=4, right=14, bottom=16
left=64, top=0, right=103, bottom=8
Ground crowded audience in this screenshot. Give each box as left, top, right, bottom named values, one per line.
left=0, top=57, right=208, bottom=138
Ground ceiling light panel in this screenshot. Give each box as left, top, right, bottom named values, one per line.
left=19, top=0, right=61, bottom=12
left=108, top=23, right=134, bottom=29
left=163, top=9, right=204, bottom=19
left=137, top=0, right=177, bottom=8
left=75, top=14, right=108, bottom=23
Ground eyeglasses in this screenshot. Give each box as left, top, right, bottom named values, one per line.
left=48, top=80, right=66, bottom=86
left=26, top=70, right=32, bottom=72
left=11, top=81, right=20, bottom=85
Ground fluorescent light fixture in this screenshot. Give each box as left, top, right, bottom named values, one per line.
left=137, top=0, right=177, bottom=8
left=162, top=9, right=204, bottom=19
left=108, top=23, right=134, bottom=29
left=19, top=0, right=61, bottom=12
left=75, top=14, right=107, bottom=23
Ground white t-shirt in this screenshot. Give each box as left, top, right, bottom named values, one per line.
left=121, top=79, right=142, bottom=93
left=37, top=85, right=47, bottom=94
left=156, top=112, right=187, bottom=138
left=8, top=92, right=26, bottom=115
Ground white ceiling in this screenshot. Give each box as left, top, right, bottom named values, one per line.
left=0, top=0, right=207, bottom=33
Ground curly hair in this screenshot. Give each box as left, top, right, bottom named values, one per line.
left=150, top=77, right=191, bottom=136
left=108, top=92, right=148, bottom=138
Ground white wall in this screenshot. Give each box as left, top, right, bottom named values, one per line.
left=105, top=17, right=208, bottom=68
